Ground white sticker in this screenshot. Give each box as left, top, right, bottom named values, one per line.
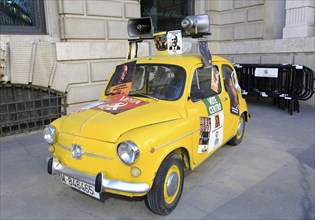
left=255, top=68, right=278, bottom=78
left=167, top=30, right=182, bottom=55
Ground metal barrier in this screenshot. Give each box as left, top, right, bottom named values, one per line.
left=234, top=63, right=314, bottom=115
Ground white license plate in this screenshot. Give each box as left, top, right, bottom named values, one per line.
left=60, top=173, right=100, bottom=199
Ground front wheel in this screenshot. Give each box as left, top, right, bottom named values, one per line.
left=146, top=154, right=184, bottom=215
left=228, top=113, right=245, bottom=146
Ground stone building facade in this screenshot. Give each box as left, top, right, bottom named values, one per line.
left=1, top=0, right=314, bottom=115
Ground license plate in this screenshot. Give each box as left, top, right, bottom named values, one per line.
left=60, top=173, right=100, bottom=199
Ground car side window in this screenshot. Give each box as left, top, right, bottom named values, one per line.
left=190, top=66, right=221, bottom=101
left=131, top=66, right=145, bottom=91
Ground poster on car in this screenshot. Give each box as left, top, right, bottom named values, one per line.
left=92, top=94, right=148, bottom=114
left=208, top=112, right=224, bottom=152
left=198, top=40, right=212, bottom=68
left=198, top=117, right=211, bottom=153
left=108, top=61, right=137, bottom=96
left=224, top=72, right=240, bottom=115
left=211, top=67, right=219, bottom=93
left=167, top=30, right=182, bottom=54
left=198, top=95, right=224, bottom=154
left=71, top=94, right=148, bottom=115
left=154, top=32, right=167, bottom=53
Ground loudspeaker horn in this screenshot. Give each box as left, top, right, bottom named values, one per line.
left=128, top=17, right=154, bottom=39
left=181, top=14, right=210, bottom=36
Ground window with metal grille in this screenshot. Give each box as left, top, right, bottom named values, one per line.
left=0, top=84, right=66, bottom=137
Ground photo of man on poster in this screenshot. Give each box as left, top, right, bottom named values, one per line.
left=167, top=30, right=182, bottom=54
left=169, top=35, right=180, bottom=51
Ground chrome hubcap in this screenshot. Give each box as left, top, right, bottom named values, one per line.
left=166, top=172, right=178, bottom=197
left=237, top=120, right=244, bottom=136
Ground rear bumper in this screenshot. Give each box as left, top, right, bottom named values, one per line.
left=47, top=157, right=150, bottom=194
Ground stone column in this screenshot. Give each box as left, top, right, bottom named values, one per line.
left=283, top=0, right=315, bottom=38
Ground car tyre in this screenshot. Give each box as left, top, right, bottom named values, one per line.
left=146, top=154, right=184, bottom=215
left=228, top=113, right=245, bottom=146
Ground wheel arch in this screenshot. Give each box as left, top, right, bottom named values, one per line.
left=171, top=147, right=191, bottom=171
left=242, top=110, right=250, bottom=122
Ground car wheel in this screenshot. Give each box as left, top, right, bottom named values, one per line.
left=228, top=113, right=245, bottom=146
left=146, top=154, right=184, bottom=215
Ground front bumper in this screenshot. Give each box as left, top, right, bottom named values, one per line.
left=47, top=157, right=150, bottom=194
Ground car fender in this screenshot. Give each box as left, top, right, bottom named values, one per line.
left=116, top=118, right=195, bottom=189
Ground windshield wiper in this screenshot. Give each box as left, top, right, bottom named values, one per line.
left=129, top=93, right=159, bottom=101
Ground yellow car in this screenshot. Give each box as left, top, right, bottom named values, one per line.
left=43, top=15, right=249, bottom=215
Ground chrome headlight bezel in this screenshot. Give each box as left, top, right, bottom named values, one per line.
left=43, top=125, right=58, bottom=144
left=117, top=141, right=140, bottom=166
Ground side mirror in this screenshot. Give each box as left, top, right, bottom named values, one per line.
left=190, top=89, right=205, bottom=101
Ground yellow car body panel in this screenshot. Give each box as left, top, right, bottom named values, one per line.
left=49, top=54, right=249, bottom=197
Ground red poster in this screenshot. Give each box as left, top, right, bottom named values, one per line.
left=92, top=94, right=148, bottom=114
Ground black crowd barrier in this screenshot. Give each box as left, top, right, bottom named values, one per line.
left=233, top=63, right=314, bottom=115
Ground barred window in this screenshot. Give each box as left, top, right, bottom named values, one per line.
left=0, top=0, right=46, bottom=34
left=141, top=0, right=194, bottom=32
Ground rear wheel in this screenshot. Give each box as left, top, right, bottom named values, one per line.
left=228, top=113, right=245, bottom=146
left=146, top=154, right=184, bottom=215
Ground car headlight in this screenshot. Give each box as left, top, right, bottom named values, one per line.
left=117, top=141, right=139, bottom=166
left=43, top=125, right=58, bottom=144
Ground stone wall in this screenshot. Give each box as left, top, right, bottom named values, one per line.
left=0, top=0, right=149, bottom=113
left=205, top=0, right=286, bottom=41
left=203, top=0, right=315, bottom=106
left=56, top=0, right=149, bottom=112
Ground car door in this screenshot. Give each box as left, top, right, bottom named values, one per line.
left=219, top=64, right=240, bottom=141
left=187, top=65, right=226, bottom=165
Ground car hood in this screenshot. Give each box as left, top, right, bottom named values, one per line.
left=58, top=101, right=182, bottom=143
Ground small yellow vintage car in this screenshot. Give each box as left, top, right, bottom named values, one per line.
left=43, top=15, right=249, bottom=215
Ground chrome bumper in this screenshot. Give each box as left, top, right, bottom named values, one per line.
left=46, top=157, right=150, bottom=194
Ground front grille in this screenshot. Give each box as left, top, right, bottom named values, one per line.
left=0, top=84, right=66, bottom=137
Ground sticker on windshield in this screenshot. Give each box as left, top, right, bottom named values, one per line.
left=108, top=61, right=137, bottom=96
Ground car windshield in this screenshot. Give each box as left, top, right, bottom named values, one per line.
left=105, top=64, right=186, bottom=101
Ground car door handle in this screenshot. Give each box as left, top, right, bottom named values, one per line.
left=222, top=97, right=229, bottom=101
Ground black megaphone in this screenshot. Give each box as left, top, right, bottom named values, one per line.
left=128, top=17, right=154, bottom=39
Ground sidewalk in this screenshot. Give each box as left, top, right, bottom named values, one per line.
left=1, top=100, right=314, bottom=219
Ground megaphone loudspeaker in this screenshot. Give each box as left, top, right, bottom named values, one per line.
left=128, top=17, right=154, bottom=38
